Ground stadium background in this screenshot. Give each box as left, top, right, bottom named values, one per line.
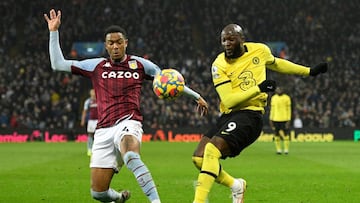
left=0, top=0, right=359, bottom=140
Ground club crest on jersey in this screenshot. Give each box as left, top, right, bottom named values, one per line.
left=252, top=57, right=260, bottom=64
left=128, top=60, right=138, bottom=69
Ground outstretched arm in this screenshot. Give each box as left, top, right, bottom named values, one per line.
left=44, top=9, right=73, bottom=72
left=183, top=86, right=208, bottom=116
left=267, top=57, right=328, bottom=77
left=143, top=62, right=209, bottom=116
left=267, top=58, right=310, bottom=76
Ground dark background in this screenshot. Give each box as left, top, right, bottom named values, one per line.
left=0, top=0, right=359, bottom=131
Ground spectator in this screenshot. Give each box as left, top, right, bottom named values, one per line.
left=0, top=0, right=359, bottom=129
left=293, top=113, right=303, bottom=129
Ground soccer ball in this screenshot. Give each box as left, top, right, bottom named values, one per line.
left=153, top=68, right=185, bottom=100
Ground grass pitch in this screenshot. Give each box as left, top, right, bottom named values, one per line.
left=0, top=141, right=359, bottom=203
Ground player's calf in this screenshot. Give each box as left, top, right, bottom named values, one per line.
left=124, top=151, right=161, bottom=202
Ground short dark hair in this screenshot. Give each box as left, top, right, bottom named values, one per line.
left=104, top=25, right=127, bottom=39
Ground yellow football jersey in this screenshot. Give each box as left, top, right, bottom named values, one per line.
left=270, top=94, right=292, bottom=122
left=211, top=42, right=309, bottom=114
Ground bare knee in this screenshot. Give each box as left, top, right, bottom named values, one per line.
left=193, top=136, right=210, bottom=157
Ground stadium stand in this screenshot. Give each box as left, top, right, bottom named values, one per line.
left=0, top=0, right=359, bottom=130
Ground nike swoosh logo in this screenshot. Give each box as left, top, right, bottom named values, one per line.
left=221, top=131, right=230, bottom=135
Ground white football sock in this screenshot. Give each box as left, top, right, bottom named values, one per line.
left=124, top=151, right=160, bottom=202
left=231, top=179, right=241, bottom=191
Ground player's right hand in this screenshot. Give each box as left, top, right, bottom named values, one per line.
left=258, top=80, right=276, bottom=92
left=44, top=9, right=61, bottom=31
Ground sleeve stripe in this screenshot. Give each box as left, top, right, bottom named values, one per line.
left=214, top=80, right=231, bottom=88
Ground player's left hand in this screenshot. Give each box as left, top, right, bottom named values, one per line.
left=196, top=97, right=208, bottom=116
left=309, top=62, right=328, bottom=76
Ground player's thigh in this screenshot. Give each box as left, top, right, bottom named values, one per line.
left=91, top=168, right=114, bottom=191
left=113, top=119, right=143, bottom=153
left=120, top=135, right=141, bottom=154
left=91, top=127, right=122, bottom=171
left=193, top=116, right=226, bottom=157
left=216, top=111, right=262, bottom=157
left=193, top=136, right=211, bottom=157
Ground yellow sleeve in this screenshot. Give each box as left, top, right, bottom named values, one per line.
left=215, top=82, right=261, bottom=109
left=267, top=57, right=310, bottom=76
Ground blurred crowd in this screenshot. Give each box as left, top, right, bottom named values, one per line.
left=0, top=0, right=359, bottom=130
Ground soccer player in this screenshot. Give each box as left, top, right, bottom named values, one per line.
left=80, top=89, right=98, bottom=156
left=269, top=87, right=292, bottom=154
left=191, top=24, right=327, bottom=203
left=44, top=9, right=208, bottom=203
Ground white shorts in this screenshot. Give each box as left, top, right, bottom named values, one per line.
left=87, top=119, right=98, bottom=133
left=90, top=119, right=143, bottom=172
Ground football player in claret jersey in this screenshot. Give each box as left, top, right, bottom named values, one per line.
left=191, top=24, right=327, bottom=203
left=269, top=87, right=292, bottom=155
left=80, top=89, right=98, bottom=156
left=44, top=9, right=208, bottom=203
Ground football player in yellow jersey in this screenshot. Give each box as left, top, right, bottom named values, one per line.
left=269, top=87, right=292, bottom=155
left=192, top=24, right=327, bottom=203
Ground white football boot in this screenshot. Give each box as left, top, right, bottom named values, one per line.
left=114, top=190, right=131, bottom=203
left=231, top=178, right=247, bottom=203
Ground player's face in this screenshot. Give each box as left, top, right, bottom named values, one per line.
left=105, top=32, right=128, bottom=61
left=221, top=33, right=243, bottom=59
left=90, top=89, right=95, bottom=98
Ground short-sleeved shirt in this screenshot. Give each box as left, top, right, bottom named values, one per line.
left=71, top=55, right=160, bottom=128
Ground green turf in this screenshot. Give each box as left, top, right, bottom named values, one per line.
left=0, top=141, right=359, bottom=203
